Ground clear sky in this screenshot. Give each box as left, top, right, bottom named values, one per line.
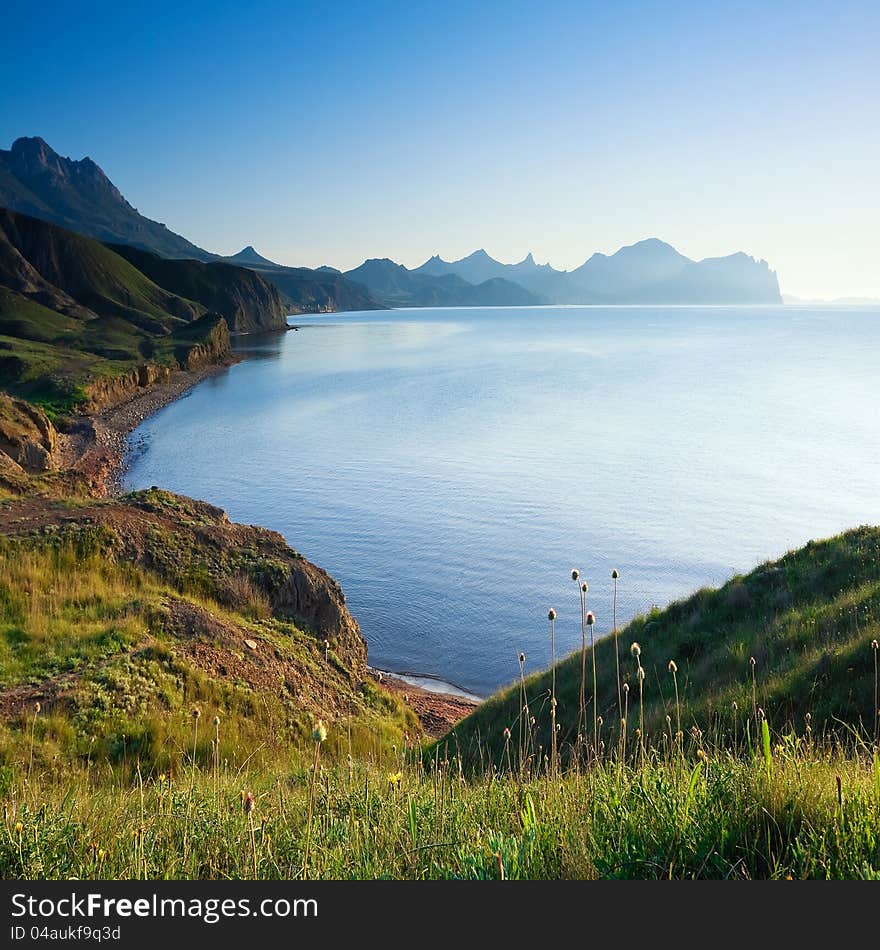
left=2, top=0, right=878, bottom=298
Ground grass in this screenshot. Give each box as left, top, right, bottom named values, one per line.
left=1, top=442, right=879, bottom=877
left=0, top=523, right=417, bottom=777
left=446, top=526, right=880, bottom=773
left=3, top=738, right=880, bottom=879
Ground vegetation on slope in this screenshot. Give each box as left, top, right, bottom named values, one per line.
left=0, top=210, right=233, bottom=413
left=0, top=487, right=416, bottom=778
left=442, top=528, right=880, bottom=772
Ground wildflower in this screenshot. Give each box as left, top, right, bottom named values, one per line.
left=312, top=720, right=328, bottom=743
left=597, top=716, right=603, bottom=727
left=630, top=642, right=641, bottom=657
left=873, top=640, right=879, bottom=651
left=586, top=611, right=596, bottom=626
left=581, top=582, right=588, bottom=593
left=571, top=569, right=580, bottom=581
left=34, top=702, right=41, bottom=714
left=668, top=660, right=678, bottom=673
left=243, top=791, right=255, bottom=815
left=503, top=728, right=511, bottom=741
left=757, top=707, right=766, bottom=722
left=623, top=682, right=629, bottom=694
left=97, top=849, right=106, bottom=861
left=637, top=666, right=645, bottom=683
left=519, top=652, right=526, bottom=665
left=548, top=608, right=556, bottom=621
left=749, top=656, right=756, bottom=667
left=732, top=701, right=738, bottom=712
left=157, top=772, right=167, bottom=784
left=697, top=749, right=708, bottom=762
left=14, top=822, right=22, bottom=834
left=213, top=715, right=221, bottom=727
left=611, top=569, right=619, bottom=580
left=191, top=707, right=201, bottom=720
left=388, top=771, right=403, bottom=786
left=805, top=712, right=812, bottom=723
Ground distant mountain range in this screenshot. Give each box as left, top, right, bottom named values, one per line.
left=0, top=136, right=783, bottom=310
left=344, top=258, right=545, bottom=307
left=410, top=239, right=782, bottom=304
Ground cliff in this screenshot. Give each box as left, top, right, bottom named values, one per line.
left=110, top=244, right=288, bottom=333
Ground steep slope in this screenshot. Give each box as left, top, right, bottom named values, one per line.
left=0, top=137, right=213, bottom=260
left=0, top=210, right=231, bottom=411
left=443, top=526, right=880, bottom=767
left=0, top=208, right=201, bottom=330
left=0, top=485, right=416, bottom=770
left=345, top=258, right=544, bottom=307
left=109, top=244, right=287, bottom=333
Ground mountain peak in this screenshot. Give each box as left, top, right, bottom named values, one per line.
left=227, top=245, right=278, bottom=267
left=464, top=248, right=494, bottom=262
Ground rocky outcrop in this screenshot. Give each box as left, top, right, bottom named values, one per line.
left=0, top=393, right=57, bottom=473
left=273, top=560, right=367, bottom=679
left=82, top=317, right=231, bottom=410
left=118, top=489, right=368, bottom=677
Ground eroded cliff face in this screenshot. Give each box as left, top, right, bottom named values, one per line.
left=0, top=393, right=57, bottom=474
left=82, top=317, right=232, bottom=410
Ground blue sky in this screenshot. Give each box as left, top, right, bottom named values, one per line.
left=2, top=0, right=878, bottom=297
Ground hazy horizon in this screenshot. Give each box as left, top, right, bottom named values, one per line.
left=2, top=0, right=877, bottom=299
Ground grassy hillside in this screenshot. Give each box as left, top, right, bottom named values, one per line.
left=0, top=210, right=232, bottom=413
left=0, top=487, right=416, bottom=779
left=442, top=527, right=880, bottom=771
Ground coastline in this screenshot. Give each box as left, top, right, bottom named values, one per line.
left=370, top=669, right=479, bottom=738
left=52, top=349, right=481, bottom=737
left=57, top=357, right=239, bottom=496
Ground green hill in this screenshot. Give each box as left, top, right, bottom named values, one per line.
left=0, top=209, right=235, bottom=413
left=442, top=527, right=880, bottom=770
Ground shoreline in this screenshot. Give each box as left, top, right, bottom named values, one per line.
left=55, top=349, right=481, bottom=736
left=58, top=357, right=239, bottom=496
left=370, top=669, right=479, bottom=739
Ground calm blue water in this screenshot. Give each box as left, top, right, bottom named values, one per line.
left=124, top=306, right=880, bottom=696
